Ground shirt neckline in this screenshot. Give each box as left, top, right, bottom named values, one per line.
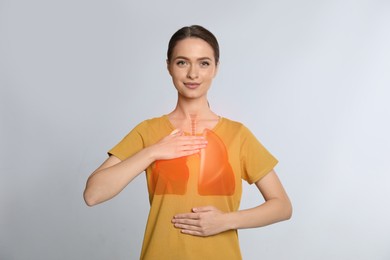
left=162, top=114, right=223, bottom=135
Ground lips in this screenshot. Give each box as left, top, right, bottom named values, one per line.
left=184, top=82, right=201, bottom=89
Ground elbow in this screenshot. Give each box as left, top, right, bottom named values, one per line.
left=272, top=197, right=292, bottom=222
left=284, top=208, right=293, bottom=221
left=83, top=177, right=105, bottom=207
left=83, top=189, right=99, bottom=207
left=282, top=199, right=293, bottom=221
left=84, top=198, right=96, bottom=207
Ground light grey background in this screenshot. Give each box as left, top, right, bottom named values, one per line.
left=1, top=1, right=389, bottom=259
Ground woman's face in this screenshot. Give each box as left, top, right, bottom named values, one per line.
left=167, top=37, right=218, bottom=100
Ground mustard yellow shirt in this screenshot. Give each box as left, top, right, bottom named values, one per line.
left=109, top=115, right=278, bottom=260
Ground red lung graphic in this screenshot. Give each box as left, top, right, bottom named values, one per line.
left=152, top=157, right=189, bottom=195
left=199, top=129, right=235, bottom=195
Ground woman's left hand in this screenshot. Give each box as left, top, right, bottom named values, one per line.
left=172, top=206, right=230, bottom=237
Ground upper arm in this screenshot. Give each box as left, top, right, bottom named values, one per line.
left=90, top=155, right=122, bottom=176
left=255, top=169, right=290, bottom=202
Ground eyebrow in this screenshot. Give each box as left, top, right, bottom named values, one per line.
left=174, top=56, right=213, bottom=61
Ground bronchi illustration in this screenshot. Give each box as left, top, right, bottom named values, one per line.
left=151, top=115, right=235, bottom=196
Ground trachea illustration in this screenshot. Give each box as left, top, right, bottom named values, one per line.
left=190, top=114, right=197, bottom=136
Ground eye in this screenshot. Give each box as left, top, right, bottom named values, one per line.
left=200, top=61, right=210, bottom=67
left=176, top=60, right=188, bottom=67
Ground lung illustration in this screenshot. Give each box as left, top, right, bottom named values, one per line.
left=199, top=129, right=235, bottom=195
left=151, top=129, right=235, bottom=196
left=152, top=157, right=189, bottom=195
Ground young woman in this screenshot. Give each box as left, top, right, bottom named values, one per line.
left=84, top=25, right=292, bottom=260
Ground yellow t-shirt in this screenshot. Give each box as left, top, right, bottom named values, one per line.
left=108, top=115, right=278, bottom=260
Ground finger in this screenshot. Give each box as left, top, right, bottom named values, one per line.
left=177, top=149, right=201, bottom=157
left=170, top=129, right=182, bottom=135
left=173, top=213, right=200, bottom=220
left=177, top=135, right=206, bottom=143
left=180, top=144, right=206, bottom=152
left=176, top=141, right=207, bottom=154
left=172, top=219, right=200, bottom=227
left=172, top=221, right=202, bottom=233
left=192, top=206, right=216, bottom=212
left=179, top=138, right=208, bottom=149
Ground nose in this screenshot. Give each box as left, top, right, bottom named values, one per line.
left=187, top=65, right=198, bottom=79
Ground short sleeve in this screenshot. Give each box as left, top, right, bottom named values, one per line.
left=240, top=126, right=278, bottom=184
left=108, top=121, right=148, bottom=161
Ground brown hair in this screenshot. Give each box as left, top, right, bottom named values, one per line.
left=167, top=25, right=220, bottom=64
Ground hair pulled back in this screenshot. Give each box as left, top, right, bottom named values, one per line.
left=167, top=25, right=220, bottom=64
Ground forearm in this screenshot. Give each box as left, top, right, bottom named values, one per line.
left=171, top=198, right=292, bottom=237
left=172, top=171, right=292, bottom=236
left=226, top=170, right=292, bottom=230
left=84, top=130, right=207, bottom=206
left=84, top=147, right=155, bottom=206
left=226, top=198, right=292, bottom=230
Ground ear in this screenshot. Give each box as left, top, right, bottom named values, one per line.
left=213, top=61, right=220, bottom=78
left=166, top=59, right=172, bottom=75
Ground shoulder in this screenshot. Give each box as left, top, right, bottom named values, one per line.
left=129, top=115, right=171, bottom=138
left=219, top=117, right=248, bottom=132
left=134, top=115, right=167, bottom=129
left=218, top=117, right=259, bottom=142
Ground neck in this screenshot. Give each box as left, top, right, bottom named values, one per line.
left=171, top=96, right=214, bottom=119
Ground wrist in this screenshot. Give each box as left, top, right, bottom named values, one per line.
left=143, top=145, right=158, bottom=162
left=223, top=211, right=238, bottom=231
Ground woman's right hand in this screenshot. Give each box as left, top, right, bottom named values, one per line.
left=148, top=129, right=208, bottom=160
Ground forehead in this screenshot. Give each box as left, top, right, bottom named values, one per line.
left=171, top=38, right=215, bottom=59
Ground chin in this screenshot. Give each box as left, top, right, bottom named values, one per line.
left=178, top=92, right=206, bottom=100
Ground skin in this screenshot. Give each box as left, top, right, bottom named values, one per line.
left=83, top=37, right=292, bottom=237
left=166, top=37, right=220, bottom=131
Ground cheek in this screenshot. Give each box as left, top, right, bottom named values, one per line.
left=169, top=71, right=180, bottom=82
left=171, top=68, right=186, bottom=78
left=204, top=70, right=216, bottom=80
